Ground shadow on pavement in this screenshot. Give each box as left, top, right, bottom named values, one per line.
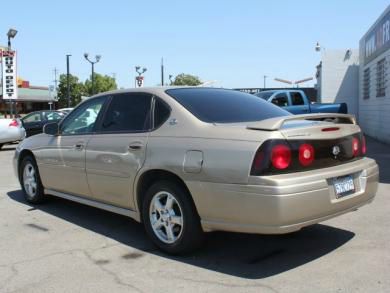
left=366, top=136, right=390, bottom=184
left=0, top=146, right=16, bottom=152
left=7, top=189, right=355, bottom=279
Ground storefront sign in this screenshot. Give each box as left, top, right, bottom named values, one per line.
left=364, top=9, right=390, bottom=64
left=1, top=49, right=18, bottom=99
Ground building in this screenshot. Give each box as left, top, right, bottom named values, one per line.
left=316, top=49, right=359, bottom=116
left=0, top=82, right=56, bottom=117
left=359, top=5, right=390, bottom=144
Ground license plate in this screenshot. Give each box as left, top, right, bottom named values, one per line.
left=333, top=175, right=355, bottom=198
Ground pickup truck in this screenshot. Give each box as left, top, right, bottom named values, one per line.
left=254, top=90, right=348, bottom=114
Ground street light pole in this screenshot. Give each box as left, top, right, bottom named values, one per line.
left=6, top=28, right=17, bottom=118
left=84, top=53, right=101, bottom=95
left=161, top=58, right=164, bottom=86
left=66, top=54, right=71, bottom=108
left=135, top=66, right=147, bottom=87
left=263, top=75, right=267, bottom=89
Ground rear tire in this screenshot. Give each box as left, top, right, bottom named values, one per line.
left=142, top=180, right=204, bottom=255
left=0, top=143, right=3, bottom=150
left=19, top=155, right=46, bottom=204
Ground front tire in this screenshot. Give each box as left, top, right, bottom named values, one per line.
left=142, top=180, right=204, bottom=254
left=19, top=155, right=45, bottom=204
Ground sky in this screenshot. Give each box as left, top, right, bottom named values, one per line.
left=0, top=0, right=389, bottom=89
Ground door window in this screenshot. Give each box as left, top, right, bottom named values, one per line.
left=23, top=112, right=41, bottom=123
left=271, top=93, right=289, bottom=107
left=291, top=92, right=305, bottom=105
left=101, top=93, right=152, bottom=132
left=44, top=111, right=65, bottom=121
left=61, top=97, right=106, bottom=135
left=154, top=98, right=171, bottom=128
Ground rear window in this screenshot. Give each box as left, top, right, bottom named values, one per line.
left=255, top=91, right=275, bottom=100
left=166, top=88, right=290, bottom=123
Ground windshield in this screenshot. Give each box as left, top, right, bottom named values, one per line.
left=166, top=88, right=290, bottom=123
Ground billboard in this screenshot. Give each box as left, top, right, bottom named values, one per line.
left=1, top=49, right=18, bottom=99
left=364, top=9, right=390, bottom=64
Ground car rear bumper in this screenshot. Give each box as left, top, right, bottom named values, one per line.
left=187, top=157, right=379, bottom=234
left=0, top=127, right=25, bottom=144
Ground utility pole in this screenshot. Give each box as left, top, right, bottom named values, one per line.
left=263, top=75, right=267, bottom=89
left=66, top=55, right=71, bottom=108
left=53, top=68, right=59, bottom=110
left=161, top=57, right=164, bottom=86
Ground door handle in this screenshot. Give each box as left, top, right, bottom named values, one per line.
left=74, top=143, right=85, bottom=151
left=128, top=142, right=143, bottom=150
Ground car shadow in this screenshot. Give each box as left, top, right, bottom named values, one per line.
left=0, top=146, right=16, bottom=152
left=7, top=190, right=354, bottom=279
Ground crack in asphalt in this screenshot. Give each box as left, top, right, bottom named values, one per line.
left=0, top=245, right=145, bottom=293
left=0, top=264, right=19, bottom=292
left=82, top=250, right=145, bottom=293
left=171, top=276, right=280, bottom=293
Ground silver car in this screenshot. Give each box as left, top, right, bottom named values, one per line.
left=0, top=118, right=26, bottom=149
left=13, top=87, right=379, bottom=254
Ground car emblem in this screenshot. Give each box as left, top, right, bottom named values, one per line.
left=332, top=145, right=341, bottom=157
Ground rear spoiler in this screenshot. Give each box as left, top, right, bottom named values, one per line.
left=246, top=113, right=356, bottom=131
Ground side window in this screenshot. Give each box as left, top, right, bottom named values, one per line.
left=61, top=97, right=106, bottom=135
left=291, top=92, right=305, bottom=106
left=45, top=112, right=65, bottom=121
left=271, top=93, right=289, bottom=107
left=23, top=113, right=41, bottom=123
left=101, top=93, right=152, bottom=132
left=154, top=97, right=171, bottom=129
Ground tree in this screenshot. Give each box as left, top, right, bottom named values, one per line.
left=172, top=73, right=202, bottom=86
left=84, top=73, right=117, bottom=96
left=57, top=74, right=86, bottom=108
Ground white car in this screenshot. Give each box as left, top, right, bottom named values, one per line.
left=0, top=118, right=26, bottom=149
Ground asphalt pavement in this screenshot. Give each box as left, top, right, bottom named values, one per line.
left=0, top=137, right=389, bottom=293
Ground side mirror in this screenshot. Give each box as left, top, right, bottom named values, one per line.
left=43, top=122, right=59, bottom=136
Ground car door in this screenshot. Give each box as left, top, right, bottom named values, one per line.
left=85, top=93, right=153, bottom=209
left=285, top=91, right=310, bottom=114
left=22, top=112, right=43, bottom=137
left=37, top=96, right=107, bottom=197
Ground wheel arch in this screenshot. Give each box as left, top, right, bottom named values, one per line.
left=135, top=169, right=198, bottom=222
left=17, top=149, right=36, bottom=182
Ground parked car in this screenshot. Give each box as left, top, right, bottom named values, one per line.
left=255, top=90, right=348, bottom=114
left=0, top=118, right=26, bottom=149
left=14, top=87, right=378, bottom=254
left=21, top=110, right=66, bottom=137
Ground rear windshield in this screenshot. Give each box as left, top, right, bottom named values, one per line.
left=255, top=91, right=275, bottom=100
left=166, top=88, right=290, bottom=123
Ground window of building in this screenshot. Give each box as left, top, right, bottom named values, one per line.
left=363, top=68, right=370, bottom=99
left=376, top=58, right=386, bottom=97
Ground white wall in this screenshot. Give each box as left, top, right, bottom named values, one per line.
left=318, top=49, right=359, bottom=117
left=359, top=48, right=390, bottom=144
left=359, top=6, right=390, bottom=144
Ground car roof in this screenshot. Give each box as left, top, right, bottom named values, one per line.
left=91, top=86, right=224, bottom=98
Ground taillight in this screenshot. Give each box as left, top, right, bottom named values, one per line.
left=361, top=135, right=366, bottom=155
left=9, top=119, right=19, bottom=127
left=299, top=143, right=315, bottom=166
left=271, top=144, right=291, bottom=169
left=352, top=137, right=359, bottom=156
